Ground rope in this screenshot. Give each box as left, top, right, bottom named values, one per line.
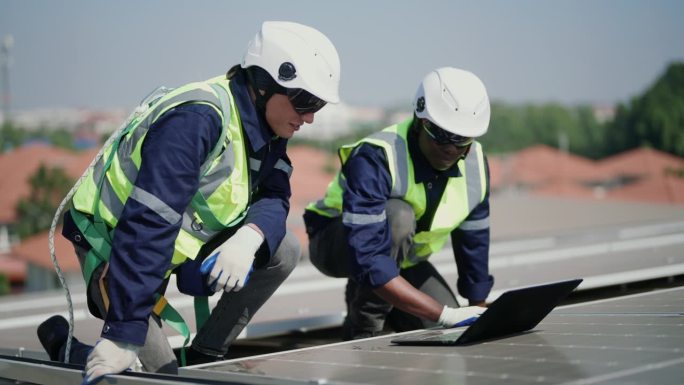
left=47, top=87, right=167, bottom=363
left=48, top=117, right=127, bottom=363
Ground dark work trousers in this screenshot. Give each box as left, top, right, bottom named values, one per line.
left=308, top=199, right=460, bottom=338
left=66, top=229, right=300, bottom=372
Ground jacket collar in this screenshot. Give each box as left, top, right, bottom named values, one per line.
left=229, top=70, right=277, bottom=152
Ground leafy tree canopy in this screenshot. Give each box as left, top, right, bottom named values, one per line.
left=605, top=62, right=684, bottom=156
left=15, top=165, right=73, bottom=238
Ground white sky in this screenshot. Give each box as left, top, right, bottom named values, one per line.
left=1, top=0, right=683, bottom=110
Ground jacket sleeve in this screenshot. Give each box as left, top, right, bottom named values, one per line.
left=244, top=149, right=292, bottom=260
left=451, top=155, right=494, bottom=303
left=102, top=104, right=221, bottom=345
left=342, top=144, right=398, bottom=288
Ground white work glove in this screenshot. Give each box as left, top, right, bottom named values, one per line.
left=205, top=225, right=263, bottom=293
left=437, top=305, right=485, bottom=328
left=84, top=338, right=140, bottom=383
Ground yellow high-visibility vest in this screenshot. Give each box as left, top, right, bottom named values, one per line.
left=306, top=118, right=487, bottom=268
left=72, top=75, right=250, bottom=279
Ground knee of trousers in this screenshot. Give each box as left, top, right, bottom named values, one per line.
left=269, top=230, right=301, bottom=277
left=309, top=247, right=347, bottom=278
left=386, top=199, right=416, bottom=242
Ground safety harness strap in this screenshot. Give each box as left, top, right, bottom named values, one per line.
left=72, top=207, right=201, bottom=367
left=72, top=84, right=230, bottom=368
left=70, top=208, right=111, bottom=284
left=153, top=294, right=190, bottom=367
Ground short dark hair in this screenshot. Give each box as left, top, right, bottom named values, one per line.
left=246, top=66, right=282, bottom=92
left=409, top=114, right=422, bottom=138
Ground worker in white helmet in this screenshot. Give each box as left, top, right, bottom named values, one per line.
left=305, top=67, right=492, bottom=339
left=37, top=21, right=341, bottom=381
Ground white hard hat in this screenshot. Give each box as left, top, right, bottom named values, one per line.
left=413, top=67, right=490, bottom=137
left=242, top=21, right=341, bottom=104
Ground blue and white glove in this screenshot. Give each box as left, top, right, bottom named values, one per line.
left=83, top=338, right=140, bottom=384
left=202, top=225, right=263, bottom=293
left=437, top=305, right=484, bottom=328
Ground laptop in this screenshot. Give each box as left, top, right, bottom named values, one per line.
left=391, top=278, right=582, bottom=346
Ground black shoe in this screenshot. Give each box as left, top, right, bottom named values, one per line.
left=37, top=315, right=69, bottom=361
left=179, top=347, right=224, bottom=366
left=341, top=316, right=354, bottom=341
left=341, top=316, right=382, bottom=341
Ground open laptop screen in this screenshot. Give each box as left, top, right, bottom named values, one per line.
left=391, top=278, right=582, bottom=346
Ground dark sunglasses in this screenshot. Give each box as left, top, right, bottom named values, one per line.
left=286, top=88, right=327, bottom=114
left=422, top=120, right=473, bottom=147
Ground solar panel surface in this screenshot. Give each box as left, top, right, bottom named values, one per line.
left=184, top=287, right=684, bottom=385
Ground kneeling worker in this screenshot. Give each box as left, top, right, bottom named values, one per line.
left=304, top=67, right=493, bottom=339
left=37, top=21, right=341, bottom=381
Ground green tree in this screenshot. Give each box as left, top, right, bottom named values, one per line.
left=1, top=123, right=76, bottom=153
left=605, top=62, right=684, bottom=156
left=0, top=121, right=27, bottom=152
left=46, top=128, right=76, bottom=150
left=0, top=273, right=10, bottom=296
left=571, top=106, right=606, bottom=159
left=483, top=102, right=604, bottom=158
left=15, top=165, right=73, bottom=238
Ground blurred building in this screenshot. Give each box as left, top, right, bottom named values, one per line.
left=9, top=107, right=127, bottom=135
left=7, top=227, right=82, bottom=292
left=592, top=104, right=616, bottom=124
left=296, top=102, right=386, bottom=140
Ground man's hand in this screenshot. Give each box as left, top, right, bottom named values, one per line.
left=84, top=338, right=140, bottom=383
left=204, top=225, right=263, bottom=293
left=437, top=305, right=485, bottom=328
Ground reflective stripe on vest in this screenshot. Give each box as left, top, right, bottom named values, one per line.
left=72, top=76, right=250, bottom=276
left=306, top=118, right=488, bottom=269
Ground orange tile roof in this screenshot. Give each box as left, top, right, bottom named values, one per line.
left=486, top=156, right=503, bottom=190
left=507, top=144, right=603, bottom=186
left=0, top=144, right=98, bottom=223
left=288, top=145, right=338, bottom=213
left=489, top=144, right=684, bottom=204
left=601, top=174, right=684, bottom=204
left=10, top=227, right=81, bottom=272
left=599, top=147, right=684, bottom=177
left=592, top=147, right=684, bottom=204
left=288, top=145, right=339, bottom=248
left=534, top=180, right=600, bottom=200
left=0, top=253, right=28, bottom=282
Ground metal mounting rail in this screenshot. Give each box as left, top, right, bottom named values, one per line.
left=0, top=354, right=351, bottom=385
left=0, top=354, right=244, bottom=385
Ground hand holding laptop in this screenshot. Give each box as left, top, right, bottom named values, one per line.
left=438, top=305, right=485, bottom=328
left=393, top=279, right=583, bottom=346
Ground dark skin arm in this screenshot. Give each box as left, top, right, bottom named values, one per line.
left=374, top=277, right=489, bottom=323
left=373, top=276, right=444, bottom=322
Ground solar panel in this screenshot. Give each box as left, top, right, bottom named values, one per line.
left=183, top=287, right=684, bottom=385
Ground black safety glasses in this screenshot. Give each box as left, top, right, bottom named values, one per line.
left=286, top=88, right=327, bottom=114
left=422, top=120, right=473, bottom=147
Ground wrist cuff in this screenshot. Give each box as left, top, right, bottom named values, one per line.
left=437, top=305, right=449, bottom=326
left=237, top=225, right=264, bottom=252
